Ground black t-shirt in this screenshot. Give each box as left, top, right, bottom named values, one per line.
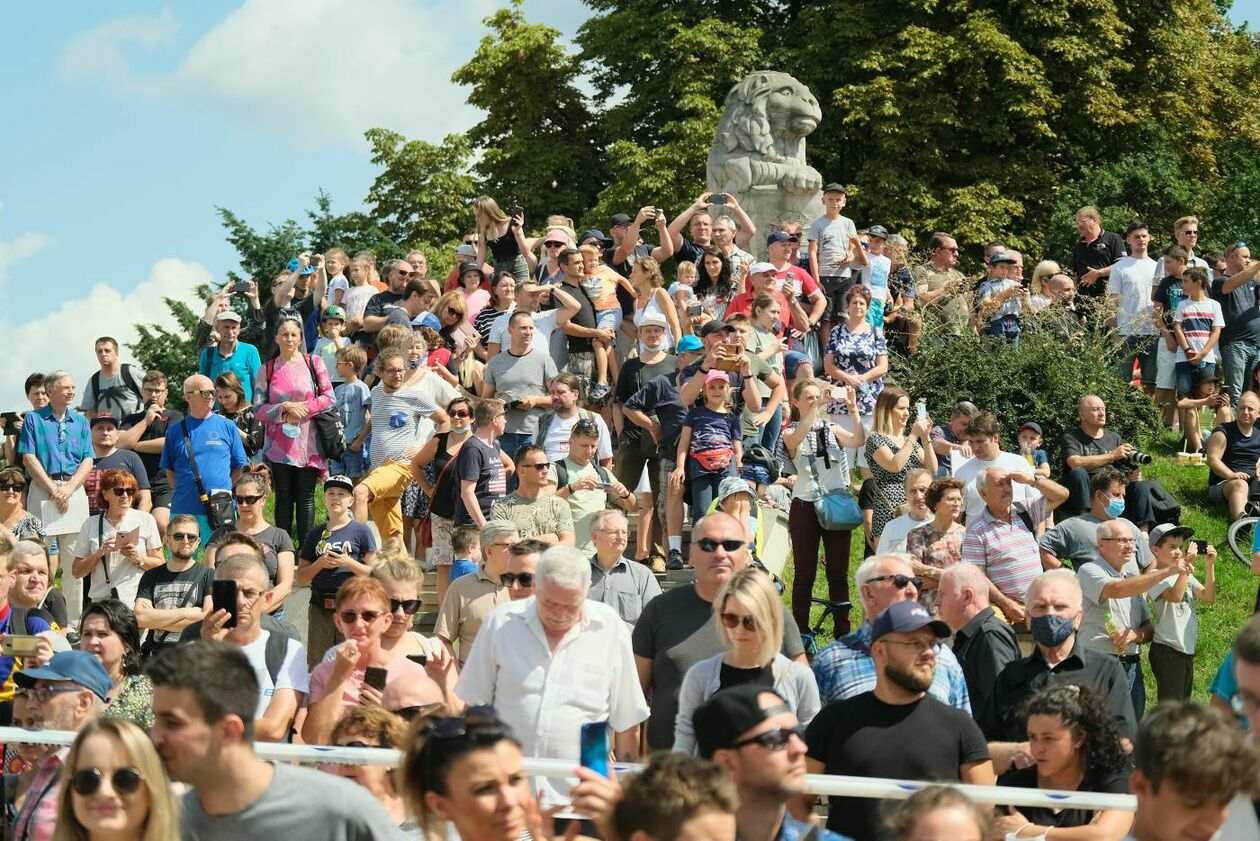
left=135, top=563, right=216, bottom=646
left=298, top=519, right=377, bottom=597
left=1072, top=232, right=1127, bottom=298
left=805, top=692, right=990, bottom=841
left=1209, top=421, right=1260, bottom=487
left=561, top=279, right=598, bottom=353
left=718, top=662, right=774, bottom=691
left=208, top=524, right=294, bottom=587
left=624, top=371, right=688, bottom=458
left=453, top=436, right=507, bottom=525
left=615, top=356, right=679, bottom=448
left=1211, top=273, right=1260, bottom=344
left=1059, top=426, right=1122, bottom=477
left=359, top=291, right=405, bottom=344
left=1152, top=275, right=1186, bottom=331
left=675, top=238, right=704, bottom=267
left=997, top=765, right=1129, bottom=828
left=121, top=408, right=184, bottom=482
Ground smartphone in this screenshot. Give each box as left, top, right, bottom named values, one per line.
left=1192, top=539, right=1209, bottom=554
left=716, top=342, right=743, bottom=372
left=0, top=411, right=19, bottom=428
left=364, top=666, right=389, bottom=692
left=2, top=635, right=41, bottom=657
left=231, top=280, right=252, bottom=294
left=579, top=720, right=610, bottom=777
left=594, top=481, right=613, bottom=491
left=211, top=580, right=239, bottom=629
left=508, top=205, right=524, bottom=217
left=686, top=301, right=703, bottom=317
left=406, top=653, right=429, bottom=667
left=711, top=193, right=729, bottom=205
left=916, top=401, right=927, bottom=420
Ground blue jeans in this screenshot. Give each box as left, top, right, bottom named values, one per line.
left=1120, top=655, right=1146, bottom=720
left=758, top=404, right=784, bottom=453
left=1219, top=339, right=1260, bottom=403
left=498, top=432, right=534, bottom=493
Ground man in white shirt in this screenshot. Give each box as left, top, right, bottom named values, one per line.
left=1107, top=222, right=1159, bottom=392
left=535, top=372, right=613, bottom=465
left=487, top=282, right=581, bottom=358
left=952, top=412, right=1038, bottom=520
left=456, top=544, right=649, bottom=809
left=875, top=469, right=932, bottom=554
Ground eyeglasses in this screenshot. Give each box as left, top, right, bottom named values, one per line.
left=730, top=725, right=804, bottom=751
left=31, top=684, right=83, bottom=704
left=0, top=482, right=24, bottom=492
left=501, top=572, right=534, bottom=588
left=235, top=493, right=265, bottom=505
left=696, top=538, right=745, bottom=553
left=1099, top=537, right=1136, bottom=545
left=720, top=612, right=757, bottom=632
left=1231, top=690, right=1260, bottom=716
left=337, top=609, right=383, bottom=625
left=170, top=532, right=199, bottom=542
left=521, top=462, right=550, bottom=471
left=867, top=574, right=923, bottom=590
left=450, top=409, right=471, bottom=419
left=110, top=487, right=135, bottom=498
left=389, top=598, right=422, bottom=615
left=69, top=767, right=144, bottom=797
left=184, top=389, right=215, bottom=399
left=878, top=638, right=939, bottom=655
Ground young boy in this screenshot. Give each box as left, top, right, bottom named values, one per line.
left=448, top=525, right=481, bottom=584
left=1153, top=245, right=1190, bottom=427
left=1016, top=421, right=1051, bottom=478
left=333, top=345, right=371, bottom=481
left=1172, top=266, right=1224, bottom=453
left=315, top=306, right=350, bottom=384
left=976, top=252, right=1028, bottom=343
left=577, top=244, right=634, bottom=403
left=1146, top=523, right=1215, bottom=702
left=806, top=182, right=859, bottom=339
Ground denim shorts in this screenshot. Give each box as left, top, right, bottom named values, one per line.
left=595, top=308, right=622, bottom=332
left=330, top=449, right=365, bottom=479
left=1174, top=361, right=1216, bottom=397
left=784, top=350, right=811, bottom=380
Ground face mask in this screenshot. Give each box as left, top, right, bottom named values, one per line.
left=1030, top=613, right=1075, bottom=648
left=1105, top=497, right=1125, bottom=518
left=640, top=340, right=665, bottom=354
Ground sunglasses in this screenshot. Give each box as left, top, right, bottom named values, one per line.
left=390, top=598, right=422, bottom=615
left=501, top=572, right=534, bottom=588
left=450, top=409, right=471, bottom=419
left=396, top=702, right=446, bottom=722
left=720, top=612, right=756, bottom=632
left=574, top=419, right=599, bottom=433
left=730, top=725, right=804, bottom=751
left=444, top=306, right=461, bottom=316
left=544, top=241, right=565, bottom=248
left=521, top=462, right=550, bottom=472
left=170, top=532, right=199, bottom=542
left=696, top=537, right=745, bottom=553
left=427, top=705, right=499, bottom=738
left=337, top=609, right=383, bottom=625
left=0, top=482, right=24, bottom=492
left=184, top=389, right=215, bottom=399
left=867, top=574, right=923, bottom=590
left=234, top=493, right=265, bottom=505
left=110, top=487, right=135, bottom=497
left=70, top=767, right=144, bottom=797
left=336, top=740, right=385, bottom=750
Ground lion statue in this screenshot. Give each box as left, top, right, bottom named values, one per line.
left=707, top=70, right=824, bottom=196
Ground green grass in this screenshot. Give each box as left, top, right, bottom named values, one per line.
left=780, top=430, right=1252, bottom=703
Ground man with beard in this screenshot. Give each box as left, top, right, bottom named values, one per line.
left=134, top=513, right=215, bottom=658
left=804, top=601, right=994, bottom=841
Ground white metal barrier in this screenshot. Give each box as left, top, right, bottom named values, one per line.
left=0, top=727, right=1137, bottom=812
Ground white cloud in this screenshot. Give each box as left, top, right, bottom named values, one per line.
left=0, top=232, right=54, bottom=287
left=0, top=258, right=207, bottom=409
left=58, top=0, right=588, bottom=147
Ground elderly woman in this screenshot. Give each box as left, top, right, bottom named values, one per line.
left=864, top=387, right=937, bottom=547
left=906, top=477, right=966, bottom=613
left=673, top=567, right=820, bottom=755
left=0, top=467, right=45, bottom=546
left=825, top=285, right=888, bottom=471
left=71, top=468, right=164, bottom=609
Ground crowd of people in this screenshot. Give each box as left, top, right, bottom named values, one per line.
left=0, top=188, right=1257, bottom=840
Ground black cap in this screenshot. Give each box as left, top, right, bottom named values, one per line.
left=579, top=229, right=611, bottom=246
left=609, top=213, right=633, bottom=228
left=988, top=251, right=1016, bottom=266
left=458, top=262, right=483, bottom=277
left=699, top=320, right=736, bottom=338
left=867, top=224, right=889, bottom=240
left=823, top=182, right=847, bottom=195
left=90, top=412, right=120, bottom=428
left=694, top=686, right=788, bottom=759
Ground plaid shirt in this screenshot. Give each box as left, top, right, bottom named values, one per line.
left=17, top=406, right=92, bottom=476
left=14, top=748, right=65, bottom=841
left=811, top=622, right=973, bottom=712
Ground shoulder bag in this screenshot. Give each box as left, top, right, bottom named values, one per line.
left=181, top=420, right=236, bottom=530
left=806, top=424, right=862, bottom=531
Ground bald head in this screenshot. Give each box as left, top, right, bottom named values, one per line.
left=1026, top=569, right=1083, bottom=618
left=183, top=374, right=213, bottom=392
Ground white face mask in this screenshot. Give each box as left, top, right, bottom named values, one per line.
left=640, top=338, right=666, bottom=353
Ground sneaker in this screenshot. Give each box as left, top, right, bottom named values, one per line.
left=666, top=549, right=686, bottom=570
left=588, top=381, right=612, bottom=403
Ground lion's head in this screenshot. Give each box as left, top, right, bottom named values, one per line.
left=717, top=71, right=822, bottom=162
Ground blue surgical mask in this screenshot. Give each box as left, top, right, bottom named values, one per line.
left=1030, top=613, right=1075, bottom=648
left=1105, top=497, right=1125, bottom=518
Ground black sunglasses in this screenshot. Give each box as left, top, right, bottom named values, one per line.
left=336, top=740, right=386, bottom=750
left=235, top=493, right=265, bottom=505
left=444, top=306, right=461, bottom=317
left=390, top=598, right=422, bottom=615
left=720, top=612, right=756, bottom=631
left=0, top=482, right=24, bottom=492
left=730, top=725, right=804, bottom=751
left=696, top=537, right=745, bottom=553
left=396, top=702, right=446, bottom=722
left=110, top=487, right=135, bottom=497
left=868, top=574, right=923, bottom=590
left=427, top=705, right=499, bottom=738
left=574, top=419, right=599, bottom=433
left=500, top=572, right=534, bottom=587
left=70, top=767, right=144, bottom=797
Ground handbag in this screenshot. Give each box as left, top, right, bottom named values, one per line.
left=181, top=420, right=236, bottom=531
left=267, top=356, right=346, bottom=461
left=420, top=443, right=460, bottom=549
left=806, top=426, right=862, bottom=531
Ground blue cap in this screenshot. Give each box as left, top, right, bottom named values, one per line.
left=767, top=230, right=798, bottom=245
left=579, top=229, right=611, bottom=246
left=677, top=335, right=703, bottom=353
left=870, top=601, right=950, bottom=644
left=15, top=651, right=113, bottom=701
left=286, top=258, right=316, bottom=276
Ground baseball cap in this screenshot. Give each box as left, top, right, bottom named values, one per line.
left=89, top=412, right=119, bottom=428
left=705, top=369, right=730, bottom=384
left=867, top=224, right=889, bottom=240
left=455, top=244, right=478, bottom=259
left=638, top=314, right=669, bottom=331
left=988, top=252, right=1016, bottom=266
left=716, top=476, right=755, bottom=505
left=324, top=475, right=354, bottom=493
left=747, top=262, right=776, bottom=276
left=323, top=305, right=347, bottom=321
left=216, top=310, right=242, bottom=323
left=870, top=601, right=951, bottom=644
left=694, top=686, right=790, bottom=759
left=15, top=651, right=112, bottom=702
left=677, top=335, right=703, bottom=353
left=608, top=213, right=633, bottom=228
left=1150, top=523, right=1194, bottom=545
left=458, top=262, right=484, bottom=277
left=579, top=229, right=611, bottom=246
left=823, top=182, right=847, bottom=195
left=1018, top=421, right=1043, bottom=436
left=700, top=320, right=736, bottom=338
left=767, top=230, right=798, bottom=245
left=286, top=258, right=316, bottom=276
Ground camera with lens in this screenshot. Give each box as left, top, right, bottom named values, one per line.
left=1116, top=451, right=1152, bottom=471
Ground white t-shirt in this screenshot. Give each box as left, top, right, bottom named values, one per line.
left=875, top=512, right=932, bottom=554
left=489, top=307, right=559, bottom=354
left=953, top=451, right=1039, bottom=520
left=860, top=253, right=892, bottom=304
left=1107, top=255, right=1158, bottom=336
left=540, top=411, right=614, bottom=463
left=71, top=508, right=163, bottom=606
left=239, top=628, right=310, bottom=719
left=368, top=383, right=439, bottom=470
left=325, top=274, right=349, bottom=308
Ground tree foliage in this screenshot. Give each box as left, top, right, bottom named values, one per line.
left=364, top=128, right=476, bottom=248
left=127, top=291, right=206, bottom=413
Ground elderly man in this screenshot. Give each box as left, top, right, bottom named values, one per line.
left=20, top=370, right=93, bottom=625
left=961, top=467, right=1068, bottom=625
left=1078, top=519, right=1176, bottom=718
left=489, top=443, right=575, bottom=545
left=1072, top=205, right=1127, bottom=303
left=633, top=512, right=805, bottom=750
left=812, top=554, right=970, bottom=710
left=434, top=519, right=517, bottom=665
left=1040, top=467, right=1153, bottom=571
left=588, top=509, right=662, bottom=627
left=1206, top=389, right=1260, bottom=520
left=981, top=569, right=1136, bottom=748
left=198, top=310, right=262, bottom=403
left=805, top=601, right=994, bottom=841
left=937, top=563, right=1021, bottom=717
left=457, top=544, right=650, bottom=808
left=1060, top=395, right=1155, bottom=527
left=159, top=374, right=247, bottom=544
left=929, top=400, right=976, bottom=477
left=875, top=469, right=932, bottom=554
left=12, top=651, right=110, bottom=841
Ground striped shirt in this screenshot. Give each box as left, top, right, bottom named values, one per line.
left=961, top=496, right=1047, bottom=602
left=1174, top=296, right=1224, bottom=364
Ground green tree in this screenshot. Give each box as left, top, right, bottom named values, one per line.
left=451, top=0, right=605, bottom=223
left=364, top=128, right=476, bottom=247
left=127, top=291, right=206, bottom=413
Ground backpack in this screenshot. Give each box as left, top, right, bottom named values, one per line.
left=177, top=615, right=297, bottom=685
left=554, top=459, right=612, bottom=488
left=89, top=365, right=143, bottom=412
left=535, top=409, right=597, bottom=448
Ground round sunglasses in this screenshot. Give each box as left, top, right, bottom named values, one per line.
left=70, top=767, right=144, bottom=797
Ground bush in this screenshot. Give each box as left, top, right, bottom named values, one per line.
left=889, top=308, right=1162, bottom=461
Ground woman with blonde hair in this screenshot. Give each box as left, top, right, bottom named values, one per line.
left=472, top=196, right=537, bottom=283
left=864, top=386, right=936, bottom=546
left=329, top=706, right=417, bottom=835
left=52, top=717, right=181, bottom=841
left=1029, top=259, right=1061, bottom=313
left=672, top=566, right=820, bottom=754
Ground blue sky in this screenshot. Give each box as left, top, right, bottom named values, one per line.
left=1, top=0, right=1257, bottom=408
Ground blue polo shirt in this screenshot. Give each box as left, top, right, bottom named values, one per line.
left=158, top=414, right=247, bottom=516
left=16, top=406, right=92, bottom=476
left=198, top=340, right=262, bottom=402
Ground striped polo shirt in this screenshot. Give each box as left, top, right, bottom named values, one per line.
left=1173, top=296, right=1224, bottom=364
left=961, top=496, right=1048, bottom=602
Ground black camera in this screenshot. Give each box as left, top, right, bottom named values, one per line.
left=1116, top=450, right=1152, bottom=472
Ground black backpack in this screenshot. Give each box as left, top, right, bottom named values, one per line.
left=178, top=615, right=296, bottom=685
left=88, top=365, right=143, bottom=412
